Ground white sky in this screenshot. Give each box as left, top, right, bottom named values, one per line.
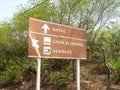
left=0, top=0, right=28, bottom=21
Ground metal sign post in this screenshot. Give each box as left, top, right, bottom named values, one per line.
left=77, top=59, right=80, bottom=90
left=36, top=58, right=41, bottom=90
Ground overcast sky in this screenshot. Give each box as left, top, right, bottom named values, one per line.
left=0, top=0, right=28, bottom=21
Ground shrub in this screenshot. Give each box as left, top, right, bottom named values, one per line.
left=0, top=57, right=36, bottom=85
left=50, top=66, right=72, bottom=85
left=107, top=58, right=120, bottom=83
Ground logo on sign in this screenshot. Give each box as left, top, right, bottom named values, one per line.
left=44, top=37, right=51, bottom=45
left=44, top=47, right=51, bottom=55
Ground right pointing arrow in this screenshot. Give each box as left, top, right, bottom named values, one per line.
left=32, top=39, right=39, bottom=49
left=42, top=24, right=50, bottom=33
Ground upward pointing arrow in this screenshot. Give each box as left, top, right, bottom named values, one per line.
left=42, top=24, right=50, bottom=33
left=32, top=39, right=39, bottom=49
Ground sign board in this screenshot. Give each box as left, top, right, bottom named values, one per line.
left=28, top=18, right=87, bottom=59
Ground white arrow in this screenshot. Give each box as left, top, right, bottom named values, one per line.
left=32, top=39, right=39, bottom=49
left=42, top=24, right=50, bottom=33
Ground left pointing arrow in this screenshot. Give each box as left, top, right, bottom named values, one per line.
left=32, top=39, right=40, bottom=49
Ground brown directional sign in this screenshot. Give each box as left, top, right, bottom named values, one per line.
left=28, top=18, right=87, bottom=59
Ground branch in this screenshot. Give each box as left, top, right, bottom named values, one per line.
left=102, top=48, right=111, bottom=89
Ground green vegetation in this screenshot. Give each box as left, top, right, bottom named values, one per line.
left=50, top=66, right=72, bottom=85
left=0, top=0, right=120, bottom=89
left=107, top=58, right=120, bottom=84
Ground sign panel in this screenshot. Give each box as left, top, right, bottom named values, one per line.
left=28, top=18, right=87, bottom=59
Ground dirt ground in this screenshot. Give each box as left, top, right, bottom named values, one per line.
left=80, top=60, right=120, bottom=90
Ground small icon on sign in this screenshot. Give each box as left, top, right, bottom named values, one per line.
left=44, top=47, right=51, bottom=55
left=44, top=37, right=51, bottom=45
left=42, top=24, right=50, bottom=33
